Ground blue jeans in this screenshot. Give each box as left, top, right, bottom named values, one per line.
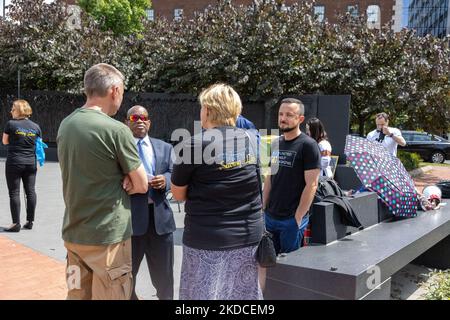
left=264, top=212, right=309, bottom=254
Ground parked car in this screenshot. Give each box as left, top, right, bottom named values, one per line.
left=399, top=130, right=450, bottom=163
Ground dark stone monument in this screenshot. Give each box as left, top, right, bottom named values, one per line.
left=269, top=95, right=351, bottom=161
left=265, top=206, right=450, bottom=300
left=310, top=192, right=379, bottom=245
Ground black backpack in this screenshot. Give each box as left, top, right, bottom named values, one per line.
left=313, top=177, right=363, bottom=229
left=436, top=180, right=450, bottom=198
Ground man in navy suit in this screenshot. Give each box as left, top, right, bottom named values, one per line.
left=126, top=105, right=176, bottom=300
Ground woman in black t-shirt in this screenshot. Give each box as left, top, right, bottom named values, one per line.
left=2, top=100, right=41, bottom=232
left=171, top=84, right=264, bottom=300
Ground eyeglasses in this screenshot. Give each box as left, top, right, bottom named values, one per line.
left=128, top=114, right=148, bottom=122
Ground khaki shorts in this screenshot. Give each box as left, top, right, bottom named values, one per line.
left=64, top=238, right=133, bottom=300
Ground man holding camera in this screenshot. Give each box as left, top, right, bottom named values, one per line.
left=367, top=112, right=406, bottom=156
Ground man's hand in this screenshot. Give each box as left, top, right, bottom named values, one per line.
left=122, top=175, right=133, bottom=193
left=150, top=175, right=166, bottom=190
left=382, top=126, right=391, bottom=136
left=295, top=215, right=303, bottom=226
left=126, top=164, right=148, bottom=194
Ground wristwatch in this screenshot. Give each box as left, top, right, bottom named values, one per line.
left=389, top=133, right=394, bottom=138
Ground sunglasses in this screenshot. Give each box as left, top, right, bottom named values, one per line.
left=128, top=114, right=149, bottom=122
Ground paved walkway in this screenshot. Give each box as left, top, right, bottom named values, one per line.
left=0, top=159, right=448, bottom=300
left=0, top=236, right=66, bottom=300
left=413, top=166, right=450, bottom=193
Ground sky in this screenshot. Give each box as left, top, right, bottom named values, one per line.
left=403, top=0, right=410, bottom=27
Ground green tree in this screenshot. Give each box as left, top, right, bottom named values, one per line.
left=0, top=0, right=133, bottom=92
left=78, top=0, right=151, bottom=35
left=1, top=0, right=449, bottom=134
left=394, top=35, right=450, bottom=134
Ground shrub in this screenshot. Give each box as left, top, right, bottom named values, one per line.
left=0, top=0, right=449, bottom=134
left=424, top=270, right=450, bottom=300
left=78, top=0, right=151, bottom=36
left=398, top=151, right=421, bottom=172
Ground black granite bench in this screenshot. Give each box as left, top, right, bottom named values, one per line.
left=310, top=191, right=380, bottom=244
left=333, top=164, right=392, bottom=224
left=265, top=204, right=450, bottom=300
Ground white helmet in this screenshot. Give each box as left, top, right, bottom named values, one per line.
left=423, top=186, right=442, bottom=204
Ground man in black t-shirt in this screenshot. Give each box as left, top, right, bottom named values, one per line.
left=263, top=98, right=321, bottom=254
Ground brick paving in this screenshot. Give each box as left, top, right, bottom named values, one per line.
left=413, top=166, right=450, bottom=193
left=0, top=236, right=66, bottom=300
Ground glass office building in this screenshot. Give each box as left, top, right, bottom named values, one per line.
left=408, top=0, right=450, bottom=37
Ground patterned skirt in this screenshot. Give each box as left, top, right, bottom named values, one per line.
left=179, top=244, right=263, bottom=300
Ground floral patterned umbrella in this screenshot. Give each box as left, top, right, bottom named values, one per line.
left=344, top=135, right=418, bottom=217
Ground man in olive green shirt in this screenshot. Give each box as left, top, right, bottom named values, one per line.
left=57, top=63, right=148, bottom=300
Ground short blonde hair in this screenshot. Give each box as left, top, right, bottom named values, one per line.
left=12, top=99, right=32, bottom=118
left=199, top=83, right=242, bottom=126
left=84, top=63, right=124, bottom=97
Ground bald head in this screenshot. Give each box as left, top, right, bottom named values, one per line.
left=126, top=105, right=151, bottom=138
left=127, top=105, right=148, bottom=118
